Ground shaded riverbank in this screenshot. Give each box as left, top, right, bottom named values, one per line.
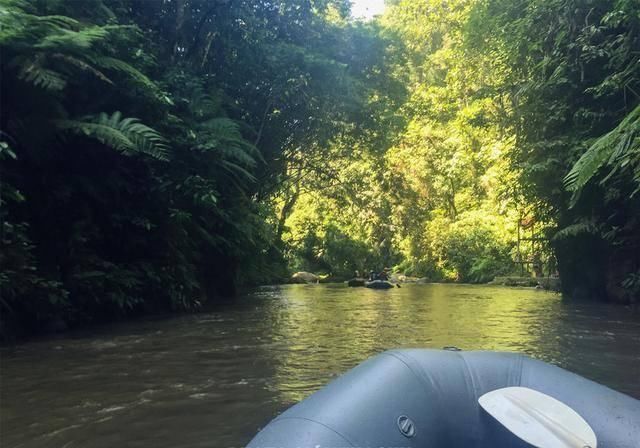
left=1, top=284, right=639, bottom=447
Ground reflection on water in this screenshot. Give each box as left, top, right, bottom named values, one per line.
left=1, top=284, right=639, bottom=447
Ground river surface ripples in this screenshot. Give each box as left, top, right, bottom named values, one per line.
left=2, top=284, right=639, bottom=447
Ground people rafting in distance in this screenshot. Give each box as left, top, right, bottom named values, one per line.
left=368, top=268, right=389, bottom=281
left=346, top=268, right=398, bottom=288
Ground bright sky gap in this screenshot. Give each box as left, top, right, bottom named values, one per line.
left=351, top=0, right=386, bottom=20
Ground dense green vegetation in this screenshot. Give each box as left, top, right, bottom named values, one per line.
left=284, top=0, right=640, bottom=297
left=1, top=0, right=638, bottom=337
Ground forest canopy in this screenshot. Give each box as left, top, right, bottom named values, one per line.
left=1, top=0, right=639, bottom=337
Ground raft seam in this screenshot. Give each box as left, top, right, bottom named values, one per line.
left=457, top=352, right=482, bottom=444
left=383, top=351, right=437, bottom=389
left=515, top=354, right=524, bottom=386
left=457, top=352, right=479, bottom=400
left=273, top=416, right=357, bottom=447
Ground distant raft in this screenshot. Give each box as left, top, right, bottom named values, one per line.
left=247, top=349, right=640, bottom=448
left=364, top=280, right=394, bottom=289
left=346, top=278, right=366, bottom=287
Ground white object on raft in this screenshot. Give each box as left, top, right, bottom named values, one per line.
left=479, top=387, right=597, bottom=448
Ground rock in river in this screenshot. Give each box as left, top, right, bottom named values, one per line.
left=291, top=271, right=319, bottom=284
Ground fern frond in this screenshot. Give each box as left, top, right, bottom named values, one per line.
left=195, top=117, right=265, bottom=178
left=14, top=55, right=66, bottom=90
left=93, top=56, right=162, bottom=97
left=564, top=105, right=640, bottom=197
left=553, top=220, right=602, bottom=241
left=200, top=117, right=263, bottom=160
left=563, top=137, right=613, bottom=192
left=189, top=88, right=222, bottom=118
left=55, top=112, right=169, bottom=160
left=200, top=117, right=241, bottom=136
left=97, top=3, right=117, bottom=21
left=58, top=120, right=133, bottom=150
left=33, top=14, right=80, bottom=30
left=50, top=53, right=113, bottom=84
left=11, top=51, right=113, bottom=90
left=217, top=145, right=257, bottom=166
left=34, top=26, right=109, bottom=51
left=220, top=160, right=257, bottom=183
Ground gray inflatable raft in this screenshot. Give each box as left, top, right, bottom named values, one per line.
left=247, top=349, right=640, bottom=448
left=364, top=280, right=394, bottom=289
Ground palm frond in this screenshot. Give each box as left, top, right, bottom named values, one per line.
left=56, top=112, right=169, bottom=160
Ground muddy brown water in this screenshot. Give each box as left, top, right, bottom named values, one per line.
left=1, top=284, right=639, bottom=447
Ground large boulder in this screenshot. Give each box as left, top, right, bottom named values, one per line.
left=291, top=271, right=319, bottom=284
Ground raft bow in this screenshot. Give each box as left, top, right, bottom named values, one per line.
left=247, top=349, right=640, bottom=448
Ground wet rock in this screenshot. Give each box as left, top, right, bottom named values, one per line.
left=291, top=272, right=319, bottom=284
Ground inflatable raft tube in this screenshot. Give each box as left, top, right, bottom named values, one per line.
left=364, top=280, right=394, bottom=289
left=346, top=278, right=366, bottom=287
left=247, top=349, right=640, bottom=448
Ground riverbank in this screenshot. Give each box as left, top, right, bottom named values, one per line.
left=489, top=276, right=561, bottom=291
left=288, top=270, right=562, bottom=292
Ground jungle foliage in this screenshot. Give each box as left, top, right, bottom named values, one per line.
left=0, top=0, right=395, bottom=336
left=1, top=0, right=638, bottom=337
left=282, top=0, right=639, bottom=300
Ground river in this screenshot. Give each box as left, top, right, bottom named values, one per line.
left=1, top=284, right=639, bottom=447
